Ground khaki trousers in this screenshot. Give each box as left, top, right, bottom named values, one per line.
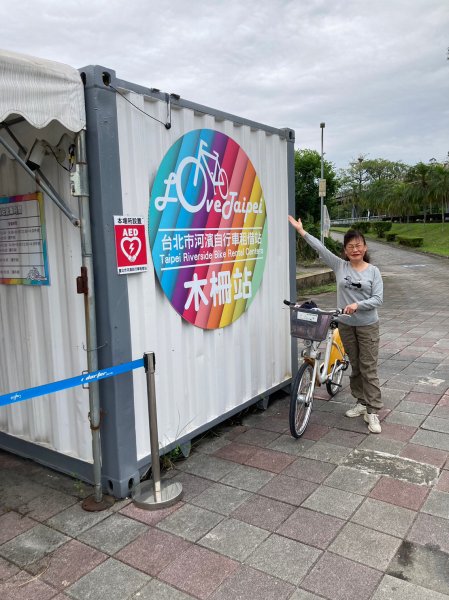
left=338, top=321, right=383, bottom=413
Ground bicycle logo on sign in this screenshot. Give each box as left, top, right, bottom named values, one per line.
left=155, top=139, right=233, bottom=213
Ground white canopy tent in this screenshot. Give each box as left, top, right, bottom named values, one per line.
left=0, top=48, right=85, bottom=131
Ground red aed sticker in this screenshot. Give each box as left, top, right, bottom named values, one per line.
left=113, top=216, right=148, bottom=274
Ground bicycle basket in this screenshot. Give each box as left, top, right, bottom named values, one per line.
left=290, top=308, right=333, bottom=341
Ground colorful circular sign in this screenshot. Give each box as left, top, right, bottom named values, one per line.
left=149, top=129, right=267, bottom=329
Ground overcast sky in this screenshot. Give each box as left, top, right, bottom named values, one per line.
left=2, top=0, right=448, bottom=169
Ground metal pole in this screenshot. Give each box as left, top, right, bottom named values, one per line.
left=320, top=122, right=325, bottom=244
left=132, top=352, right=183, bottom=510
left=0, top=136, right=79, bottom=225
left=74, top=130, right=111, bottom=510
left=145, top=352, right=161, bottom=502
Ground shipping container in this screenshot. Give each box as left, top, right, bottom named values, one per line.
left=0, top=51, right=296, bottom=498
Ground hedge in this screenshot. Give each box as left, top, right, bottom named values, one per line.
left=372, top=221, right=392, bottom=238
left=385, top=233, right=397, bottom=242
left=396, top=236, right=424, bottom=248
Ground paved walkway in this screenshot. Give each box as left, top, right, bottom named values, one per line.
left=2, top=239, right=449, bottom=599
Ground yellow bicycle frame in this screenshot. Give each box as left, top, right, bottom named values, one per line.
left=327, top=327, right=346, bottom=374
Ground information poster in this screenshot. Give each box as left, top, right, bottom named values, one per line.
left=0, top=192, right=49, bottom=285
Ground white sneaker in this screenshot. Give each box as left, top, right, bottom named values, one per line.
left=364, top=413, right=381, bottom=434
left=345, top=403, right=367, bottom=418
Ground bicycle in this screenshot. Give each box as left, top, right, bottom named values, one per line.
left=284, top=300, right=350, bottom=438
left=155, top=139, right=229, bottom=213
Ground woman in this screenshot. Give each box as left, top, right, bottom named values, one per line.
left=288, top=216, right=383, bottom=434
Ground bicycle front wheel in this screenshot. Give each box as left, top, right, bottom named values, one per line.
left=289, top=362, right=315, bottom=438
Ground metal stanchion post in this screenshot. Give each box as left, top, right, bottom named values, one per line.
left=132, top=352, right=183, bottom=510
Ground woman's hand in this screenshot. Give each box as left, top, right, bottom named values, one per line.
left=343, top=303, right=358, bottom=315
left=288, top=215, right=306, bottom=236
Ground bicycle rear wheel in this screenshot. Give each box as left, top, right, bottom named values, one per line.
left=326, top=363, right=344, bottom=397
left=289, top=362, right=314, bottom=438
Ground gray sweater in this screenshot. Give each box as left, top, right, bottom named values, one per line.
left=304, top=233, right=383, bottom=326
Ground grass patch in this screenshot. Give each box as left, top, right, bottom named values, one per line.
left=331, top=223, right=449, bottom=257
left=299, top=282, right=337, bottom=296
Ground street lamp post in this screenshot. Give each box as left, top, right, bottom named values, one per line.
left=320, top=122, right=325, bottom=243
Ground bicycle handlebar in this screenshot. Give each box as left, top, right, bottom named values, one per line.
left=283, top=299, right=343, bottom=317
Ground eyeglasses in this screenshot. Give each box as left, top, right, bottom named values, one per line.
left=346, top=243, right=364, bottom=251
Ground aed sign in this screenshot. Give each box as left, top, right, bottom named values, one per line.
left=113, top=216, right=148, bottom=274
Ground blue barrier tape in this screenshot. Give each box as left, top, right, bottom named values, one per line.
left=0, top=358, right=145, bottom=408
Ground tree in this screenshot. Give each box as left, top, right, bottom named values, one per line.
left=338, top=157, right=408, bottom=218
left=294, top=149, right=338, bottom=222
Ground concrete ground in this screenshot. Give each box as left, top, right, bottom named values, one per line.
left=2, top=238, right=449, bottom=600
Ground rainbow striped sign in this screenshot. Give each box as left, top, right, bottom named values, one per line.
left=149, top=129, right=267, bottom=329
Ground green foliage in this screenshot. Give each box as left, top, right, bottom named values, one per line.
left=353, top=221, right=371, bottom=233
left=385, top=232, right=397, bottom=242
left=295, top=149, right=339, bottom=222
left=372, top=221, right=392, bottom=238
left=397, top=236, right=424, bottom=247
left=296, top=221, right=343, bottom=262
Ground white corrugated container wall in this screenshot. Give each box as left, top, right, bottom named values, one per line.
left=115, top=89, right=292, bottom=461
left=0, top=121, right=92, bottom=463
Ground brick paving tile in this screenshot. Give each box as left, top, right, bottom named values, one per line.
left=0, top=556, right=19, bottom=581
left=199, top=518, right=269, bottom=561
left=430, top=405, right=449, bottom=419
left=396, top=400, right=434, bottom=415
left=421, top=490, right=449, bottom=520
left=407, top=513, right=449, bottom=554
left=77, top=513, right=148, bottom=555
left=133, top=579, right=196, bottom=599
left=175, top=454, right=238, bottom=481
left=372, top=574, right=449, bottom=600
left=190, top=482, right=252, bottom=516
left=319, top=428, right=366, bottom=449
left=158, top=544, right=238, bottom=600
left=323, top=466, right=379, bottom=495
left=65, top=557, right=149, bottom=600
left=301, top=424, right=331, bottom=441
left=300, top=442, right=353, bottom=465
left=369, top=476, right=429, bottom=511
left=220, top=465, right=275, bottom=492
left=267, top=435, right=316, bottom=456
left=251, top=415, right=289, bottom=434
left=351, top=497, right=417, bottom=538
left=436, top=470, right=449, bottom=492
left=358, top=435, right=407, bottom=455
left=301, top=552, right=383, bottom=600
left=0, top=511, right=35, bottom=545
left=156, top=503, right=223, bottom=542
left=119, top=499, right=184, bottom=526
left=232, top=428, right=281, bottom=447
left=276, top=507, right=345, bottom=550
left=258, top=474, right=318, bottom=506
left=438, top=394, right=449, bottom=406
left=193, top=435, right=231, bottom=455
left=167, top=471, right=213, bottom=501
left=0, top=524, right=69, bottom=568
left=0, top=570, right=58, bottom=600
left=405, top=391, right=442, bottom=405
left=210, top=564, right=294, bottom=600
left=244, top=533, right=321, bottom=586
left=231, top=494, right=295, bottom=531
left=289, top=590, right=327, bottom=600
left=16, top=489, right=77, bottom=522
left=115, top=527, right=191, bottom=576
left=328, top=522, right=402, bottom=570
left=244, top=448, right=296, bottom=473
left=302, top=485, right=364, bottom=520
left=28, top=539, right=106, bottom=590
left=219, top=425, right=248, bottom=440
left=399, top=443, right=448, bottom=468
left=309, top=411, right=340, bottom=427
left=282, top=457, right=336, bottom=483
left=378, top=422, right=417, bottom=442
left=212, top=442, right=259, bottom=464
left=45, top=503, right=111, bottom=538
